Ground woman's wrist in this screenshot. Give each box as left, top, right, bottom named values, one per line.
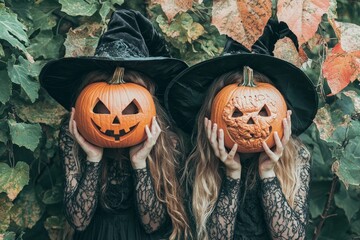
left=226, top=169, right=241, bottom=180
left=130, top=158, right=147, bottom=169
left=86, top=154, right=102, bottom=163
left=259, top=169, right=276, bottom=179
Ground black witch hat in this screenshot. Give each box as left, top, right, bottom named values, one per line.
left=165, top=20, right=318, bottom=136
left=40, top=9, right=188, bottom=110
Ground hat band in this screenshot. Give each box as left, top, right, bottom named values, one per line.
left=95, top=40, right=147, bottom=58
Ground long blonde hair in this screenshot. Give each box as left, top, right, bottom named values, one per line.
left=72, top=67, right=191, bottom=240
left=183, top=70, right=304, bottom=240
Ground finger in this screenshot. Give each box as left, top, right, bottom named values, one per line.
left=210, top=123, right=218, bottom=147
left=145, top=125, right=153, bottom=139
left=274, top=132, right=284, bottom=156
left=227, top=143, right=238, bottom=161
left=205, top=118, right=212, bottom=139
left=287, top=110, right=292, bottom=134
left=151, top=116, right=157, bottom=134
left=69, top=108, right=75, bottom=135
left=73, top=121, right=87, bottom=147
left=282, top=119, right=290, bottom=144
left=262, top=141, right=277, bottom=161
left=218, top=129, right=228, bottom=158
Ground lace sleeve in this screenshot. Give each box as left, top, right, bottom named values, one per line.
left=59, top=123, right=102, bottom=231
left=261, top=146, right=311, bottom=239
left=133, top=167, right=168, bottom=233
left=207, top=176, right=241, bottom=240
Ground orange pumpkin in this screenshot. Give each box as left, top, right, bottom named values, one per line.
left=210, top=66, right=287, bottom=153
left=75, top=68, right=156, bottom=148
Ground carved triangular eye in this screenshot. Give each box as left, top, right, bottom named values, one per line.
left=93, top=99, right=110, bottom=114
left=122, top=100, right=139, bottom=115
left=259, top=105, right=270, bottom=117
left=232, top=108, right=243, bottom=118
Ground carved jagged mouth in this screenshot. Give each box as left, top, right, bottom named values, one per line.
left=91, top=119, right=139, bottom=141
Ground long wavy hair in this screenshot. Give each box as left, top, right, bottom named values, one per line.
left=183, top=70, right=304, bottom=240
left=71, top=67, right=191, bottom=240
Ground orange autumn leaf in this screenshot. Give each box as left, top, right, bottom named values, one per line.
left=322, top=43, right=360, bottom=95
left=212, top=0, right=271, bottom=49
left=274, top=37, right=306, bottom=67
left=277, top=0, right=330, bottom=46
left=152, top=0, right=193, bottom=21
left=330, top=20, right=360, bottom=53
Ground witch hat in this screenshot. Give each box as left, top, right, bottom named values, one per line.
left=165, top=19, right=318, bottom=136
left=40, top=9, right=188, bottom=110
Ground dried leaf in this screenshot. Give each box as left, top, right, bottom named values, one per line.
left=273, top=37, right=304, bottom=67
left=277, top=0, right=330, bottom=46
left=64, top=23, right=104, bottom=57
left=10, top=187, right=44, bottom=229
left=322, top=43, right=360, bottom=95
left=152, top=0, right=193, bottom=21
left=0, top=194, right=13, bottom=232
left=313, top=105, right=336, bottom=140
left=330, top=20, right=360, bottom=53
left=212, top=0, right=271, bottom=50
left=0, top=162, right=29, bottom=201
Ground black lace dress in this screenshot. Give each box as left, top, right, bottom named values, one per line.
left=207, top=146, right=311, bottom=240
left=59, top=124, right=171, bottom=240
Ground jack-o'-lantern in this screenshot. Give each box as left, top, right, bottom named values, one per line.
left=210, top=66, right=287, bottom=153
left=75, top=67, right=156, bottom=148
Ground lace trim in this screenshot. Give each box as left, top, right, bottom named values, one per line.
left=133, top=168, right=168, bottom=233
left=207, top=176, right=241, bottom=240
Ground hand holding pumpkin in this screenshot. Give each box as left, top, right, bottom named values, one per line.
left=205, top=118, right=241, bottom=179
left=129, top=117, right=161, bottom=169
left=258, top=110, right=292, bottom=179
left=69, top=108, right=104, bottom=163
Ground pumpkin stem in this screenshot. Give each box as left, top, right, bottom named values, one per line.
left=241, top=66, right=256, bottom=87
left=110, top=67, right=126, bottom=84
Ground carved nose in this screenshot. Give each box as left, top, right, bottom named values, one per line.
left=113, top=116, right=120, bottom=124
left=247, top=117, right=255, bottom=124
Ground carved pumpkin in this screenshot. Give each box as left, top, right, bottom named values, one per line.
left=75, top=68, right=156, bottom=148
left=210, top=66, right=287, bottom=153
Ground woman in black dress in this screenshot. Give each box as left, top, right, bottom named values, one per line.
left=165, top=20, right=318, bottom=240
left=40, top=9, right=191, bottom=240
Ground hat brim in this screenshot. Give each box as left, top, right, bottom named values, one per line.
left=40, top=56, right=188, bottom=110
left=165, top=53, right=318, bottom=135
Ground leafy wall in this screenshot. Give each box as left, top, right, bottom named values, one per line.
left=0, top=0, right=359, bottom=239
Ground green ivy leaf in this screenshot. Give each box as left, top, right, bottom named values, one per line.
left=8, top=120, right=42, bottom=151
left=352, top=219, right=360, bottom=235
left=27, top=31, right=64, bottom=60
left=7, top=56, right=41, bottom=103
left=64, top=23, right=103, bottom=57
left=1, top=232, right=16, bottom=240
left=0, top=71, right=12, bottom=105
left=0, top=162, right=29, bottom=201
left=335, top=184, right=360, bottom=222
left=44, top=216, right=65, bottom=240
left=308, top=181, right=332, bottom=218
left=0, top=121, right=8, bottom=144
left=111, top=0, right=124, bottom=5
left=0, top=194, right=13, bottom=232
left=59, top=0, right=99, bottom=17
left=99, top=1, right=112, bottom=22
left=13, top=95, right=67, bottom=126
left=333, top=136, right=360, bottom=187
left=41, top=185, right=62, bottom=205
left=10, top=187, right=44, bottom=229
left=0, top=7, right=29, bottom=54
left=0, top=43, right=4, bottom=57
